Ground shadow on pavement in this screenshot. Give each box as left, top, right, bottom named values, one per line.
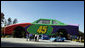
left=1, top=41, right=38, bottom=47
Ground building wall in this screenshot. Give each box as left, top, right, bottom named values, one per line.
left=4, top=23, right=79, bottom=36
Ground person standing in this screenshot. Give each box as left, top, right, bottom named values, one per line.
left=34, top=34, right=37, bottom=41
left=32, top=34, right=35, bottom=41
left=37, top=35, right=39, bottom=42
left=79, top=36, right=81, bottom=42
left=70, top=35, right=72, bottom=41
left=29, top=34, right=32, bottom=41
left=26, top=33, right=29, bottom=41
left=34, top=34, right=39, bottom=42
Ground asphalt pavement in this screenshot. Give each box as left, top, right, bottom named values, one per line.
left=1, top=38, right=84, bottom=47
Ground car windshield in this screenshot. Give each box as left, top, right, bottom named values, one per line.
left=37, top=20, right=50, bottom=24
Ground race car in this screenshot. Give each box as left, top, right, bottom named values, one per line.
left=3, top=19, right=79, bottom=39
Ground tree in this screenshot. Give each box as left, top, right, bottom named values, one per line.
left=13, top=18, right=18, bottom=24
left=4, top=19, right=7, bottom=26
left=79, top=31, right=84, bottom=39
left=1, top=13, right=5, bottom=27
left=1, top=13, right=5, bottom=37
left=7, top=17, right=12, bottom=25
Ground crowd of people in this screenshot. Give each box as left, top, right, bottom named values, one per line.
left=26, top=33, right=39, bottom=42
left=26, top=32, right=82, bottom=42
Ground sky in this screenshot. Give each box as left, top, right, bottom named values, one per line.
left=1, top=1, right=84, bottom=33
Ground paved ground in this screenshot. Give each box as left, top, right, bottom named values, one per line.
left=1, top=38, right=84, bottom=47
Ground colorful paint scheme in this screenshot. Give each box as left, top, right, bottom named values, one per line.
left=4, top=19, right=79, bottom=36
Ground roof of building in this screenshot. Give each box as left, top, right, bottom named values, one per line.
left=32, top=18, right=67, bottom=25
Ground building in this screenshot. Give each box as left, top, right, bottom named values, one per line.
left=3, top=19, right=79, bottom=39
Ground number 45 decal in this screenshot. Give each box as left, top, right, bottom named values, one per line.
left=37, top=26, right=48, bottom=34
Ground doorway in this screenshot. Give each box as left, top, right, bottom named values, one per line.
left=13, top=26, right=26, bottom=38
left=57, top=29, right=68, bottom=39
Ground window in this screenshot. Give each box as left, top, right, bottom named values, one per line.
left=52, top=20, right=57, bottom=24
left=37, top=20, right=50, bottom=24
